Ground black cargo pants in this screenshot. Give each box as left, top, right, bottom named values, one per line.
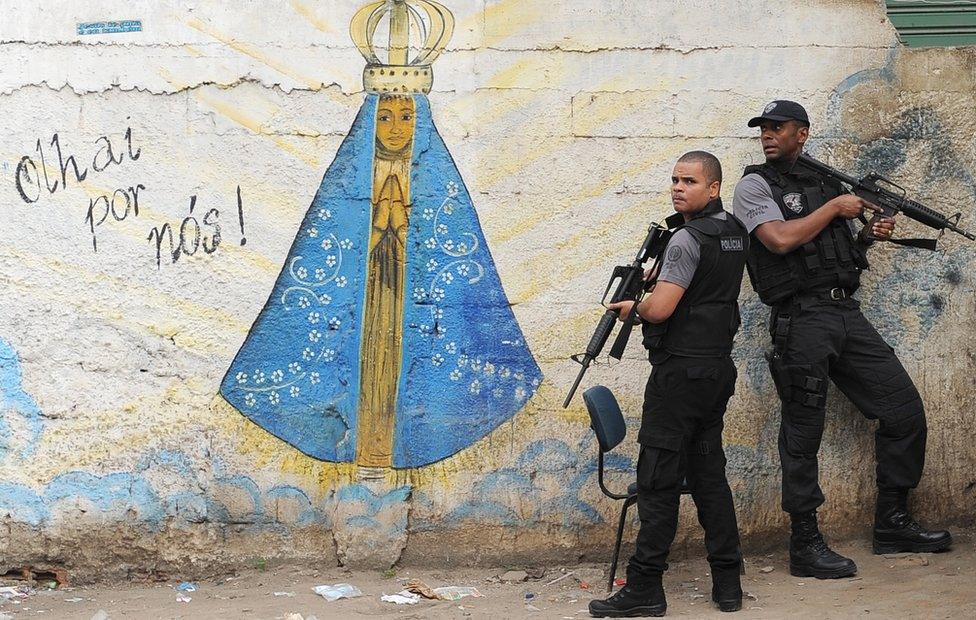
left=768, top=296, right=926, bottom=515
left=626, top=355, right=742, bottom=588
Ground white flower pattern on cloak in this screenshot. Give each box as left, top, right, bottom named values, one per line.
left=219, top=95, right=542, bottom=467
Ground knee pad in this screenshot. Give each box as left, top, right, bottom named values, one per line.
left=880, top=410, right=927, bottom=438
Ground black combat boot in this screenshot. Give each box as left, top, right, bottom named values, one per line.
left=873, top=489, right=952, bottom=554
left=788, top=511, right=857, bottom=579
left=711, top=571, right=742, bottom=612
left=589, top=580, right=667, bottom=618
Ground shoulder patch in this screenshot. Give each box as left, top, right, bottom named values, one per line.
left=783, top=192, right=804, bottom=214
left=667, top=246, right=683, bottom=262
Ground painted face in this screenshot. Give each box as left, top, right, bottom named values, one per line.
left=758, top=119, right=808, bottom=162
left=671, top=161, right=719, bottom=216
left=376, top=96, right=416, bottom=153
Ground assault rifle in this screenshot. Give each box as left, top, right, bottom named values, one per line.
left=796, top=153, right=976, bottom=248
left=563, top=214, right=684, bottom=408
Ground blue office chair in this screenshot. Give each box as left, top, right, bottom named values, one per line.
left=583, top=385, right=691, bottom=594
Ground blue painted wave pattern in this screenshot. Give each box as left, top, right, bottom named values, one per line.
left=0, top=450, right=331, bottom=530
left=0, top=435, right=619, bottom=534
left=336, top=484, right=412, bottom=543
left=0, top=337, right=44, bottom=460
left=412, top=435, right=632, bottom=531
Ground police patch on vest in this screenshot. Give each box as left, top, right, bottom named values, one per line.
left=783, top=192, right=804, bottom=214
left=720, top=237, right=744, bottom=252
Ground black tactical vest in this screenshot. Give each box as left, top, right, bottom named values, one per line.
left=743, top=163, right=868, bottom=306
left=642, top=199, right=749, bottom=360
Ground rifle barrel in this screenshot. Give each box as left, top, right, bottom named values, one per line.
left=563, top=361, right=588, bottom=408
left=947, top=221, right=976, bottom=241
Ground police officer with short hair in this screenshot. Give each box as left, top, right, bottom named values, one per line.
left=732, top=100, right=952, bottom=580
left=589, top=151, right=748, bottom=617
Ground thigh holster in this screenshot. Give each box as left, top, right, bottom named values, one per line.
left=767, top=310, right=826, bottom=409
left=774, top=364, right=826, bottom=408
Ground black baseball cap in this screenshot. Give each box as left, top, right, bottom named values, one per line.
left=747, top=100, right=810, bottom=127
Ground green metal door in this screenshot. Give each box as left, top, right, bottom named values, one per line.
left=886, top=1, right=976, bottom=47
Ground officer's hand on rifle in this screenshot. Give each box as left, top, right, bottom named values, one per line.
left=829, top=194, right=879, bottom=220
left=870, top=216, right=896, bottom=241
left=642, top=265, right=658, bottom=295
left=608, top=300, right=642, bottom=325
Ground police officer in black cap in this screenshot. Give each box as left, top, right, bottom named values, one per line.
left=732, top=100, right=952, bottom=580
left=589, top=151, right=748, bottom=617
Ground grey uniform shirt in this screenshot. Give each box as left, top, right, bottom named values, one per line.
left=657, top=211, right=727, bottom=289
left=731, top=173, right=782, bottom=234
left=732, top=172, right=857, bottom=237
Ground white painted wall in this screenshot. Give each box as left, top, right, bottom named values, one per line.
left=1, top=1, right=974, bottom=573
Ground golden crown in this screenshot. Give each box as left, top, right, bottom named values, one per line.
left=350, top=0, right=454, bottom=95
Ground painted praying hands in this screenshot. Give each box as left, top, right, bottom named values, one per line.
left=370, top=174, right=409, bottom=252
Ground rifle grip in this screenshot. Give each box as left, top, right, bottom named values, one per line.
left=861, top=208, right=893, bottom=243
left=862, top=212, right=880, bottom=242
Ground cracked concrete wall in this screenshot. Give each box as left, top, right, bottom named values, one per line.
left=1, top=0, right=975, bottom=578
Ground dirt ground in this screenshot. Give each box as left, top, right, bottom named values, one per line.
left=1, top=530, right=973, bottom=619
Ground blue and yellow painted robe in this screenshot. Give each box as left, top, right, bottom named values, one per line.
left=220, top=95, right=542, bottom=468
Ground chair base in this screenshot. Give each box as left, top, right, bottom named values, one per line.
left=607, top=495, right=638, bottom=593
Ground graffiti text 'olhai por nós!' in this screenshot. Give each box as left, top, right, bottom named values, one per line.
left=11, top=124, right=247, bottom=266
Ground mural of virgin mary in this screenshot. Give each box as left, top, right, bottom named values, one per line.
left=220, top=0, right=542, bottom=470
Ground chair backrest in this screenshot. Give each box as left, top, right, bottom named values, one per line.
left=582, top=385, right=626, bottom=452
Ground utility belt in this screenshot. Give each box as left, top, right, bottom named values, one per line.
left=793, top=286, right=853, bottom=302
left=768, top=286, right=852, bottom=357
